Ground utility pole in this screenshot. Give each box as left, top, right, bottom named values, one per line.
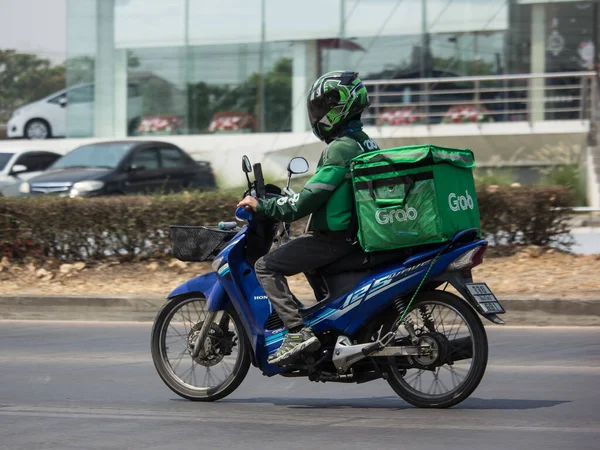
left=257, top=0, right=266, bottom=132
left=420, top=0, right=429, bottom=124
left=340, top=0, right=345, bottom=40
left=184, top=0, right=190, bottom=134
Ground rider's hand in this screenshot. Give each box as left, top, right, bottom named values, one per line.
left=237, top=196, right=258, bottom=212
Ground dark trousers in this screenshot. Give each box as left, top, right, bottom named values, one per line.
left=254, top=231, right=358, bottom=329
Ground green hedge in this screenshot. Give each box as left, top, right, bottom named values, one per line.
left=0, top=186, right=574, bottom=263
left=0, top=192, right=239, bottom=262
left=476, top=185, right=573, bottom=248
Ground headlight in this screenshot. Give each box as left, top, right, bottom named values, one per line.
left=19, top=182, right=30, bottom=194
left=71, top=180, right=104, bottom=194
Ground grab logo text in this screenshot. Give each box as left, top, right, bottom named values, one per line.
left=448, top=191, right=474, bottom=212
left=375, top=207, right=418, bottom=225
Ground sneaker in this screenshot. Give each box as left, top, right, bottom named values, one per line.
left=268, top=327, right=321, bottom=366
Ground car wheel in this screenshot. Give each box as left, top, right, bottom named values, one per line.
left=25, top=119, right=51, bottom=139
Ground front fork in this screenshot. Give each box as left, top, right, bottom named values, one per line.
left=191, top=311, right=217, bottom=358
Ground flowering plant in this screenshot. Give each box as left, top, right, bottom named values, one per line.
left=207, top=111, right=255, bottom=133
left=136, top=115, right=183, bottom=135
left=378, top=107, right=422, bottom=126
left=442, top=105, right=492, bottom=124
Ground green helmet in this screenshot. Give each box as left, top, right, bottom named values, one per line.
left=307, top=70, right=370, bottom=142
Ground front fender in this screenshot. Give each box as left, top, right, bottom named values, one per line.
left=168, top=272, right=230, bottom=312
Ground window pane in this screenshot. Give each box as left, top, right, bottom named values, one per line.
left=68, top=85, right=95, bottom=104
left=52, top=143, right=134, bottom=169
left=0, top=153, right=13, bottom=171
left=14, top=154, right=54, bottom=172
left=160, top=148, right=186, bottom=168
left=131, top=149, right=160, bottom=170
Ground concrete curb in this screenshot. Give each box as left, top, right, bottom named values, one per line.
left=0, top=294, right=599, bottom=325
left=0, top=294, right=165, bottom=322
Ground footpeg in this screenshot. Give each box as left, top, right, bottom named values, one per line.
left=361, top=341, right=384, bottom=357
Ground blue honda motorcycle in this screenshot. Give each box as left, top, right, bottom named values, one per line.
left=151, top=155, right=506, bottom=408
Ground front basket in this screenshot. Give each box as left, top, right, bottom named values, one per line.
left=170, top=226, right=237, bottom=262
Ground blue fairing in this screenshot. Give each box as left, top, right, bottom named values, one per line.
left=168, top=272, right=218, bottom=299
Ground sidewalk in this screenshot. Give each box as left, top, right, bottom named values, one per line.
left=1, top=293, right=599, bottom=326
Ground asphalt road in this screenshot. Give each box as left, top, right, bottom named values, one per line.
left=0, top=322, right=598, bottom=450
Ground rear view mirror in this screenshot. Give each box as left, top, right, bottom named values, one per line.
left=242, top=156, right=252, bottom=173
left=10, top=164, right=28, bottom=175
left=288, top=157, right=309, bottom=175
left=59, top=96, right=67, bottom=107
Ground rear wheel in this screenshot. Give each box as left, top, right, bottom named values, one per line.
left=151, top=295, right=250, bottom=401
left=385, top=290, right=488, bottom=408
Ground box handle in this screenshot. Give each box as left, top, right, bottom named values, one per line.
left=367, top=176, right=415, bottom=207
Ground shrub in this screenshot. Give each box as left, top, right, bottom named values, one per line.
left=0, top=192, right=240, bottom=262
left=533, top=143, right=586, bottom=206
left=476, top=185, right=574, bottom=248
left=473, top=168, right=516, bottom=186
left=0, top=186, right=575, bottom=263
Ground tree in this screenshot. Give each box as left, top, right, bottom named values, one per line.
left=187, top=57, right=292, bottom=133
left=65, top=52, right=140, bottom=85
left=0, top=50, right=66, bottom=120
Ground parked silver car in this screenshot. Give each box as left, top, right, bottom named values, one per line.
left=0, top=149, right=61, bottom=196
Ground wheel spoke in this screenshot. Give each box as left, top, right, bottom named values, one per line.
left=192, top=301, right=205, bottom=323
left=435, top=367, right=450, bottom=392
left=180, top=364, right=194, bottom=383
left=170, top=347, right=190, bottom=373
left=168, top=324, right=187, bottom=340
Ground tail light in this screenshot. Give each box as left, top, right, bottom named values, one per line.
left=448, top=245, right=487, bottom=271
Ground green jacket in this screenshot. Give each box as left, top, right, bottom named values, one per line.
left=257, top=127, right=379, bottom=231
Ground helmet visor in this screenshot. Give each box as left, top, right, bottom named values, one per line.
left=307, top=95, right=331, bottom=127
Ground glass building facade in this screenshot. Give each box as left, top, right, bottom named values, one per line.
left=65, top=0, right=599, bottom=138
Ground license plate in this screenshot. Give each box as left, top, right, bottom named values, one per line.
left=465, top=283, right=505, bottom=314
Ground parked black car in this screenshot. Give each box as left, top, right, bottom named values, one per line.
left=20, top=140, right=216, bottom=197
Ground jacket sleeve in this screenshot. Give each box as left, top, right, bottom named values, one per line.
left=256, top=144, right=349, bottom=222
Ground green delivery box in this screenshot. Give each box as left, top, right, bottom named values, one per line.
left=351, top=144, right=480, bottom=252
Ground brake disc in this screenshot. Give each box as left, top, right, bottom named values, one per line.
left=188, top=322, right=228, bottom=367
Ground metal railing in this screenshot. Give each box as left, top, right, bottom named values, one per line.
left=362, top=71, right=598, bottom=126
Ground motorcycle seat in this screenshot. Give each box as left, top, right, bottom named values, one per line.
left=315, top=242, right=445, bottom=277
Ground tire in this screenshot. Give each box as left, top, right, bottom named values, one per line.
left=151, top=295, right=251, bottom=401
left=385, top=290, right=488, bottom=408
left=24, top=119, right=51, bottom=139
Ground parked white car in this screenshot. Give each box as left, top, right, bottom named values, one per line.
left=6, top=83, right=142, bottom=139
left=0, top=149, right=61, bottom=196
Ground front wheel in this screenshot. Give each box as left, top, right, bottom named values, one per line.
left=385, top=290, right=488, bottom=408
left=25, top=119, right=51, bottom=139
left=151, top=295, right=251, bottom=401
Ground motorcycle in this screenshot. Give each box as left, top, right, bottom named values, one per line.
left=151, top=155, right=506, bottom=408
